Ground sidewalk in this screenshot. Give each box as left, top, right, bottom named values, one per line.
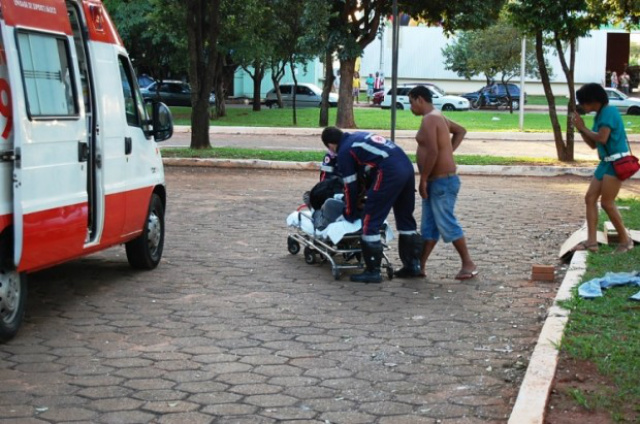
left=174, top=125, right=640, bottom=142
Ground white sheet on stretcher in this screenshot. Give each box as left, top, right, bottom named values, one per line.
left=286, top=210, right=394, bottom=245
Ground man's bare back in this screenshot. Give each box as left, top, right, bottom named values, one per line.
left=415, top=109, right=467, bottom=198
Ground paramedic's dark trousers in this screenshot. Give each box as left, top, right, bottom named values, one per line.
left=361, top=160, right=418, bottom=241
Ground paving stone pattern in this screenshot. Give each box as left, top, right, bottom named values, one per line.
left=1, top=168, right=635, bottom=424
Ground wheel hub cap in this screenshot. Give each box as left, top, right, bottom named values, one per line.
left=0, top=271, right=20, bottom=324
left=147, top=212, right=161, bottom=254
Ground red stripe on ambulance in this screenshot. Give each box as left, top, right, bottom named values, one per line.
left=1, top=0, right=72, bottom=35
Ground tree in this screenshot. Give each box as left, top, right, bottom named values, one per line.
left=442, top=32, right=488, bottom=83
left=329, top=0, right=385, bottom=129
left=184, top=0, right=222, bottom=149
left=103, top=0, right=187, bottom=81
left=328, top=0, right=506, bottom=129
left=509, top=0, right=604, bottom=161
left=269, top=0, right=330, bottom=124
left=443, top=18, right=542, bottom=113
left=228, top=0, right=277, bottom=112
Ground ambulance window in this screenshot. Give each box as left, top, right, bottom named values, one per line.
left=17, top=32, right=78, bottom=118
left=117, top=57, right=140, bottom=127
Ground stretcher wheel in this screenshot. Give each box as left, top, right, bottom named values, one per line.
left=386, top=266, right=394, bottom=280
left=304, top=247, right=317, bottom=264
left=332, top=268, right=341, bottom=280
left=287, top=237, right=300, bottom=255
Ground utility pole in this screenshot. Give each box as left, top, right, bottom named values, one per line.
left=390, top=0, right=399, bottom=142
left=519, top=37, right=526, bottom=131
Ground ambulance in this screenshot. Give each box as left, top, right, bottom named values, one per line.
left=0, top=0, right=173, bottom=341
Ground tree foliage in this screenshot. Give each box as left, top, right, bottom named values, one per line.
left=509, top=0, right=606, bottom=161
left=442, top=18, right=542, bottom=112
left=328, top=0, right=507, bottom=128
left=103, top=0, right=187, bottom=80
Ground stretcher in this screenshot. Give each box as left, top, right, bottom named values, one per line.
left=286, top=206, right=394, bottom=281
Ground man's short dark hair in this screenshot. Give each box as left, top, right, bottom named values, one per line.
left=408, top=85, right=432, bottom=104
left=321, top=126, right=344, bottom=147
left=576, top=83, right=609, bottom=106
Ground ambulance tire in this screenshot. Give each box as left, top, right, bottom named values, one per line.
left=126, top=194, right=165, bottom=270
left=0, top=270, right=26, bottom=343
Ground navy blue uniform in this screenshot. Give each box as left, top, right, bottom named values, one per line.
left=319, top=152, right=339, bottom=181
left=336, top=131, right=418, bottom=242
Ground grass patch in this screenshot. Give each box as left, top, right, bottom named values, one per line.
left=160, top=146, right=594, bottom=167
left=170, top=106, right=640, bottom=133
left=525, top=95, right=568, bottom=106
left=559, top=198, right=640, bottom=420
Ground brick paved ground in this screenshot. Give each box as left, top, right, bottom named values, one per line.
left=1, top=168, right=638, bottom=424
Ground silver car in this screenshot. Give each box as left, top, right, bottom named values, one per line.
left=604, top=88, right=640, bottom=115
left=265, top=83, right=338, bottom=108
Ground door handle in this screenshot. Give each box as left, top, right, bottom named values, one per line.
left=78, top=141, right=88, bottom=162
left=125, top=137, right=132, bottom=155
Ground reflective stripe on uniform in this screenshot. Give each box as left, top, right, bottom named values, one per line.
left=362, top=234, right=382, bottom=242
left=352, top=142, right=389, bottom=158
left=343, top=174, right=357, bottom=183
left=398, top=230, right=418, bottom=235
left=320, top=165, right=334, bottom=172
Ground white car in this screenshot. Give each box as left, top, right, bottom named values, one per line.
left=604, top=88, right=640, bottom=115
left=380, top=84, right=470, bottom=111
left=265, top=83, right=338, bottom=108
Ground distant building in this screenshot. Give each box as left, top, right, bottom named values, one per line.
left=359, top=24, right=638, bottom=96
left=231, top=25, right=639, bottom=98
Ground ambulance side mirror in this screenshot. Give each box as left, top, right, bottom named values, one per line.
left=147, top=101, right=173, bottom=142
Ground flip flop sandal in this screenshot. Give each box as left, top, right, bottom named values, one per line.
left=614, top=240, right=634, bottom=254
left=455, top=268, right=479, bottom=280
left=573, top=241, right=599, bottom=253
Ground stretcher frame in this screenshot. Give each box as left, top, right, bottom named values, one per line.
left=287, top=209, right=394, bottom=281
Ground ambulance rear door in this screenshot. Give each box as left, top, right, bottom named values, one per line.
left=0, top=0, right=89, bottom=270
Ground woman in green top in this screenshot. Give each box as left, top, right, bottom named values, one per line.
left=573, top=83, right=634, bottom=254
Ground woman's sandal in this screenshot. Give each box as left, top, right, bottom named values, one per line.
left=573, top=241, right=599, bottom=253
left=614, top=240, right=635, bottom=254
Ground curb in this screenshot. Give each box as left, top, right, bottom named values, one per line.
left=507, top=251, right=587, bottom=424
left=163, top=158, right=640, bottom=179
left=172, top=125, right=640, bottom=142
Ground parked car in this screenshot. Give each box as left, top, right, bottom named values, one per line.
left=604, top=88, right=640, bottom=115
left=265, top=83, right=338, bottom=108
left=373, top=83, right=441, bottom=107
left=380, top=84, right=470, bottom=111
left=461, top=83, right=524, bottom=110
left=141, top=80, right=215, bottom=107
left=137, top=73, right=155, bottom=89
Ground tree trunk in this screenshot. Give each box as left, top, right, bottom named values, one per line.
left=319, top=50, right=334, bottom=127
left=186, top=0, right=220, bottom=149
left=250, top=62, right=265, bottom=112
left=555, top=35, right=576, bottom=162
left=290, top=60, right=298, bottom=125
left=213, top=55, right=226, bottom=118
left=336, top=58, right=356, bottom=128
left=535, top=31, right=567, bottom=161
left=271, top=62, right=286, bottom=108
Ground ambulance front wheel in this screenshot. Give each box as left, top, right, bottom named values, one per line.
left=126, top=193, right=165, bottom=270
left=0, top=270, right=27, bottom=343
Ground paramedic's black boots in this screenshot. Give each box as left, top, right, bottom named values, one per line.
left=395, top=233, right=423, bottom=278
left=350, top=240, right=383, bottom=283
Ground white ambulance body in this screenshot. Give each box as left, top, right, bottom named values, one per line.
left=0, top=0, right=173, bottom=341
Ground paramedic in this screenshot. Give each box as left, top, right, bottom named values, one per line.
left=319, top=150, right=339, bottom=181
left=321, top=127, right=422, bottom=283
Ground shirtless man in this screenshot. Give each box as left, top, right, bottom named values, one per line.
left=408, top=85, right=477, bottom=280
